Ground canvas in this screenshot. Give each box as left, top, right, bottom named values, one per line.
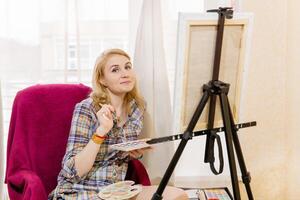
left=173, top=12, right=253, bottom=133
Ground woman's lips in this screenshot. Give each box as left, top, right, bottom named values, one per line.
left=120, top=81, right=131, bottom=84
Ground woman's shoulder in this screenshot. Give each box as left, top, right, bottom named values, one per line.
left=74, top=97, right=96, bottom=113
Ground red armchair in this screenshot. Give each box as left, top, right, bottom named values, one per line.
left=5, top=84, right=150, bottom=200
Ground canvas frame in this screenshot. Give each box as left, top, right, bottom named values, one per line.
left=173, top=12, right=253, bottom=133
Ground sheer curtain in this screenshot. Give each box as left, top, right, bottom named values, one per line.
left=0, top=0, right=141, bottom=198
left=133, top=0, right=236, bottom=184
left=134, top=0, right=174, bottom=184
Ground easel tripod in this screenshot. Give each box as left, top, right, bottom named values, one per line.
left=152, top=7, right=254, bottom=200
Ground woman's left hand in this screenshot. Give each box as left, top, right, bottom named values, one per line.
left=128, top=147, right=151, bottom=160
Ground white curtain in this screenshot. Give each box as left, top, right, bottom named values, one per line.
left=134, top=0, right=174, bottom=184
left=133, top=0, right=237, bottom=184
left=0, top=0, right=141, bottom=198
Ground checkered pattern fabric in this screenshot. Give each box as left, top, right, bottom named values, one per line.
left=49, top=98, right=144, bottom=199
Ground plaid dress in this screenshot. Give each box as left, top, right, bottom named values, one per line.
left=48, top=97, right=144, bottom=200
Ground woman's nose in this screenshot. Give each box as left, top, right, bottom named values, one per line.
left=121, top=69, right=129, bottom=77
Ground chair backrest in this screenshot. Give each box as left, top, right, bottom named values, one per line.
left=5, top=84, right=150, bottom=198
left=5, top=84, right=92, bottom=195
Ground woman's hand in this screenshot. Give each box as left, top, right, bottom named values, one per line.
left=129, top=147, right=152, bottom=160
left=96, top=104, right=115, bottom=136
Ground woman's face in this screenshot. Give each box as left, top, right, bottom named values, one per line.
left=100, top=54, right=136, bottom=96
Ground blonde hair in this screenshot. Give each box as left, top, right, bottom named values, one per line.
left=90, top=48, right=145, bottom=114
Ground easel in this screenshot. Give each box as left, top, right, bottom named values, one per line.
left=151, top=8, right=254, bottom=200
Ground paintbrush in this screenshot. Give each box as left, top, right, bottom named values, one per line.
left=99, top=103, right=120, bottom=124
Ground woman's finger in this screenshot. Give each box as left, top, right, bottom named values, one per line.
left=128, top=152, right=134, bottom=157
left=131, top=150, right=139, bottom=157
left=129, top=151, right=137, bottom=158
left=102, top=113, right=110, bottom=120
left=101, top=104, right=115, bottom=113
left=104, top=109, right=112, bottom=120
left=100, top=106, right=113, bottom=121
left=135, top=149, right=144, bottom=155
left=130, top=150, right=143, bottom=159
left=106, top=105, right=115, bottom=113
left=129, top=152, right=137, bottom=158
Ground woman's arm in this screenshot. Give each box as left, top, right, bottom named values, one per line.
left=59, top=103, right=114, bottom=182
left=74, top=127, right=105, bottom=177
left=74, top=104, right=115, bottom=177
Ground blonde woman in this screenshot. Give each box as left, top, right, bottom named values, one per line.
left=49, top=49, right=149, bottom=199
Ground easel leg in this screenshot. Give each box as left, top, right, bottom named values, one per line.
left=227, top=101, right=254, bottom=200
left=151, top=90, right=211, bottom=200
left=219, top=93, right=241, bottom=200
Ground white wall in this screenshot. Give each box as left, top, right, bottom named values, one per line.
left=239, top=0, right=287, bottom=199
left=286, top=0, right=300, bottom=199
left=241, top=0, right=300, bottom=199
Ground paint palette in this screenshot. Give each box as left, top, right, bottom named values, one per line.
left=110, top=139, right=151, bottom=152
left=98, top=181, right=142, bottom=200
left=202, top=188, right=232, bottom=200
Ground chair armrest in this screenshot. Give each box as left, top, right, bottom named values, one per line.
left=125, top=159, right=151, bottom=186
left=7, top=170, right=47, bottom=200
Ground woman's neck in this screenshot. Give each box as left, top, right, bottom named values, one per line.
left=107, top=90, right=125, bottom=114
left=107, top=90, right=128, bottom=126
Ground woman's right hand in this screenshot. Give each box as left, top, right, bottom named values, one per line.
left=96, top=104, right=115, bottom=136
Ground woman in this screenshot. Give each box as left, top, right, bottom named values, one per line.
left=49, top=48, right=149, bottom=199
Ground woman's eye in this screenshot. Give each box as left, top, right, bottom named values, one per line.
left=112, top=68, right=119, bottom=73
left=125, top=65, right=132, bottom=70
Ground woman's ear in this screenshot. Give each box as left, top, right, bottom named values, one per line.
left=99, top=78, right=108, bottom=88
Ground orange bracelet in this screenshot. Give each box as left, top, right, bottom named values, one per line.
left=94, top=134, right=107, bottom=139
left=91, top=134, right=105, bottom=144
